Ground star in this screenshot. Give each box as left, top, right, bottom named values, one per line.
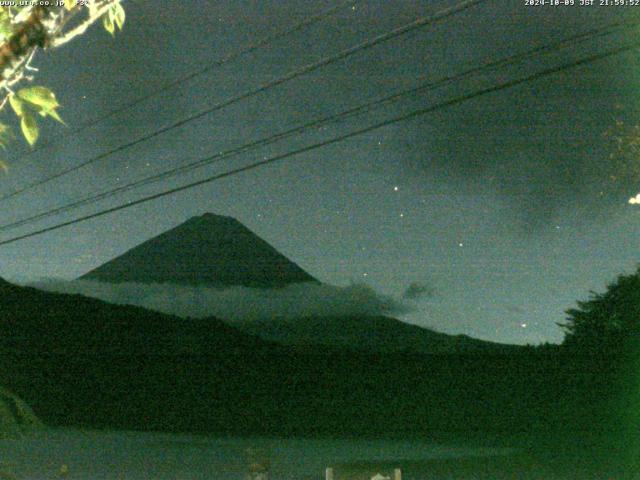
left=393, top=186, right=399, bottom=192
left=458, top=242, right=463, bottom=247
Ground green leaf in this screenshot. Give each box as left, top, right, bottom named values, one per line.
left=45, top=107, right=65, bottom=125
left=113, top=3, right=125, bottom=30
left=9, top=88, right=63, bottom=146
left=20, top=111, right=38, bottom=147
left=35, top=104, right=66, bottom=125
left=9, top=95, right=26, bottom=117
left=17, top=86, right=59, bottom=111
left=103, top=3, right=125, bottom=36
left=103, top=12, right=115, bottom=36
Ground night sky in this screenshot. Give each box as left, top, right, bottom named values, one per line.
left=0, top=0, right=639, bottom=344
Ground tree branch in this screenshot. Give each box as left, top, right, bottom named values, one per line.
left=51, top=1, right=118, bottom=48
left=0, top=6, right=51, bottom=83
left=0, top=1, right=121, bottom=111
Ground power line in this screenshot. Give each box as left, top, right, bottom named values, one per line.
left=3, top=0, right=355, bottom=171
left=0, top=40, right=637, bottom=247
left=0, top=0, right=487, bottom=202
left=0, top=18, right=636, bottom=233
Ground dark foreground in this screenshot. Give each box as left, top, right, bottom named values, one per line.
left=1, top=351, right=638, bottom=477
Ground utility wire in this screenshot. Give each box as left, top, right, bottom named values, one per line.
left=0, top=40, right=637, bottom=247
left=2, top=0, right=355, bottom=172
left=0, top=18, right=636, bottom=233
left=0, top=0, right=487, bottom=202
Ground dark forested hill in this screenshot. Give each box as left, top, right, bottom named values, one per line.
left=0, top=277, right=624, bottom=449
left=235, top=315, right=521, bottom=354
left=0, top=277, right=270, bottom=355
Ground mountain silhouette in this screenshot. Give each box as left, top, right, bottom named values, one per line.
left=77, top=213, right=517, bottom=354
left=80, top=213, right=317, bottom=288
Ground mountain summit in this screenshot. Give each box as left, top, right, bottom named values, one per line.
left=80, top=213, right=317, bottom=287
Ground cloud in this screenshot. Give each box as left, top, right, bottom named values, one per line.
left=402, top=282, right=436, bottom=300
left=30, top=279, right=412, bottom=322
